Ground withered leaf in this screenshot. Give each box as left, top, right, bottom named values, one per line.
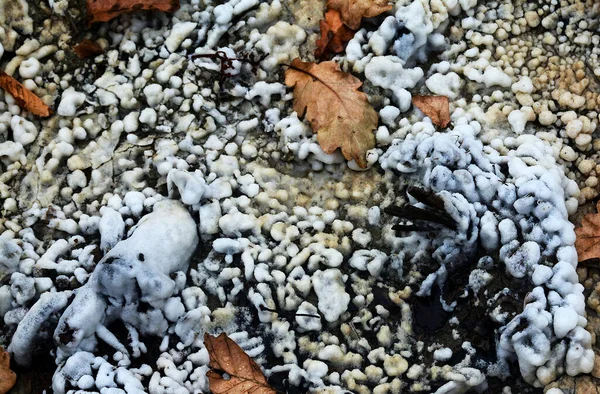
left=0, top=347, right=16, bottom=394
left=87, top=0, right=180, bottom=25
left=575, top=201, right=600, bottom=261
left=412, top=95, right=450, bottom=128
left=204, top=333, right=277, bottom=394
left=315, top=9, right=357, bottom=60
left=73, top=39, right=105, bottom=59
left=285, top=58, right=378, bottom=168
left=327, top=0, right=393, bottom=30
left=0, top=70, right=53, bottom=117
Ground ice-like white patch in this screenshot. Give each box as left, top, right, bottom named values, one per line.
left=380, top=118, right=591, bottom=387
left=365, top=56, right=424, bottom=112
left=312, top=269, right=350, bottom=323
left=57, top=87, right=86, bottom=117
left=9, top=200, right=199, bottom=366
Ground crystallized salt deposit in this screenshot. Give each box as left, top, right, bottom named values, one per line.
left=57, top=87, right=86, bottom=117
left=1, top=0, right=599, bottom=393
left=9, top=200, right=198, bottom=366
left=380, top=120, right=592, bottom=387
left=165, top=21, right=197, bottom=53
left=365, top=56, right=424, bottom=112
left=312, top=269, right=350, bottom=323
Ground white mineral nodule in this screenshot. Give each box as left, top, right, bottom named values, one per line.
left=1, top=0, right=598, bottom=392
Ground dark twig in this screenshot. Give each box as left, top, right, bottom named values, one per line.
left=392, top=224, right=440, bottom=233
left=189, top=50, right=266, bottom=84
left=259, top=305, right=321, bottom=319
left=384, top=205, right=456, bottom=229
left=407, top=186, right=446, bottom=211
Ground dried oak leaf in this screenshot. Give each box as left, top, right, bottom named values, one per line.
left=87, top=0, right=180, bottom=25
left=73, top=39, right=105, bottom=59
left=412, top=95, right=450, bottom=128
left=575, top=201, right=600, bottom=261
left=0, top=347, right=16, bottom=394
left=0, top=70, right=52, bottom=117
left=284, top=58, right=378, bottom=168
left=327, top=0, right=393, bottom=30
left=315, top=9, right=357, bottom=60
left=204, top=333, right=277, bottom=394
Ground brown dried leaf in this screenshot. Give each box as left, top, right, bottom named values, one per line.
left=0, top=70, right=52, bottom=117
left=205, top=333, right=277, bottom=394
left=327, top=0, right=393, bottom=30
left=315, top=9, right=357, bottom=60
left=285, top=58, right=378, bottom=168
left=87, top=0, right=180, bottom=25
left=412, top=95, right=450, bottom=128
left=575, top=201, right=600, bottom=261
left=73, top=39, right=105, bottom=59
left=0, top=347, right=16, bottom=394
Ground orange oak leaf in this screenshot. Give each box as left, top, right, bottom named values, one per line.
left=327, top=0, right=393, bottom=30
left=73, top=39, right=105, bottom=59
left=87, top=0, right=180, bottom=25
left=575, top=201, right=600, bottom=261
left=412, top=95, right=450, bottom=128
left=0, top=347, right=17, bottom=394
left=315, top=9, right=357, bottom=60
left=0, top=70, right=53, bottom=117
left=204, top=333, right=277, bottom=394
left=284, top=58, right=378, bottom=168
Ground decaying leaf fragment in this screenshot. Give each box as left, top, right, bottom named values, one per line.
left=0, top=347, right=17, bottom=394
left=204, top=333, right=277, bottom=394
left=73, top=39, right=105, bottom=59
left=87, top=0, right=180, bottom=25
left=315, top=9, right=357, bottom=59
left=327, top=0, right=393, bottom=30
left=285, top=58, right=378, bottom=168
left=575, top=201, right=600, bottom=261
left=412, top=95, right=450, bottom=128
left=0, top=70, right=52, bottom=117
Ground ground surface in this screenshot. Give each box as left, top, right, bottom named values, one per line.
left=2, top=0, right=600, bottom=393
